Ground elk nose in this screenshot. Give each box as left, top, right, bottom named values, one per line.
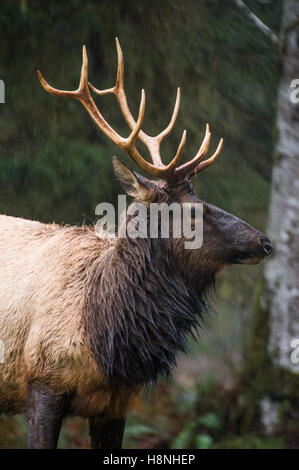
left=260, top=237, right=272, bottom=256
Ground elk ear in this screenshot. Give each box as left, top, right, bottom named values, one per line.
left=112, top=156, right=155, bottom=198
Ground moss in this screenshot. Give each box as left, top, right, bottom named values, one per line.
left=240, top=279, right=271, bottom=432
left=241, top=277, right=299, bottom=433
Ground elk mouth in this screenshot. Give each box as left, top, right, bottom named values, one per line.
left=236, top=251, right=266, bottom=265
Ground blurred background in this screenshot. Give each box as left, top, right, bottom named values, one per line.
left=0, top=0, right=298, bottom=449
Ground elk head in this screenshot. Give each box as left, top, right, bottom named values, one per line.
left=38, top=39, right=272, bottom=279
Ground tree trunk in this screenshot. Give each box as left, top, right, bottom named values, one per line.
left=244, top=0, right=299, bottom=435
left=265, top=0, right=299, bottom=375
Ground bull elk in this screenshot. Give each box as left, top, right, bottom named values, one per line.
left=0, top=39, right=272, bottom=449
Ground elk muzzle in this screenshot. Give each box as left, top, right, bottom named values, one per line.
left=203, top=203, right=273, bottom=266
left=231, top=224, right=273, bottom=264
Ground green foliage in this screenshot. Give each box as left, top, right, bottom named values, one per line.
left=172, top=420, right=197, bottom=449
left=122, top=376, right=287, bottom=449
left=199, top=412, right=221, bottom=430
left=171, top=412, right=219, bottom=449
left=195, top=434, right=213, bottom=449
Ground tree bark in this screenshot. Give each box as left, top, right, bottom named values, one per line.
left=245, top=0, right=299, bottom=434
left=265, top=0, right=299, bottom=376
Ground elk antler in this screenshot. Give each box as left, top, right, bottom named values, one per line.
left=175, top=123, right=223, bottom=180
left=37, top=38, right=223, bottom=182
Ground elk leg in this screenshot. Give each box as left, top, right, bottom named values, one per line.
left=26, top=381, right=69, bottom=449
left=89, top=416, right=126, bottom=449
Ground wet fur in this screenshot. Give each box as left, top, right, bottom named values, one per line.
left=85, top=226, right=214, bottom=388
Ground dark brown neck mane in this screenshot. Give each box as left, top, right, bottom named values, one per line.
left=85, top=233, right=215, bottom=388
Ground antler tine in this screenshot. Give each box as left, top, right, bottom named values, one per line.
left=173, top=124, right=223, bottom=179
left=172, top=130, right=187, bottom=166
left=89, top=38, right=184, bottom=172
left=194, top=123, right=211, bottom=162
left=174, top=124, right=210, bottom=173
left=38, top=46, right=119, bottom=140
left=37, top=70, right=76, bottom=98
left=190, top=137, right=223, bottom=177
left=79, top=45, right=89, bottom=90
left=37, top=46, right=89, bottom=99
left=156, top=87, right=181, bottom=143
left=115, top=38, right=182, bottom=146
left=125, top=89, right=146, bottom=146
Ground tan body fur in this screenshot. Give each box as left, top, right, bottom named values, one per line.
left=0, top=214, right=136, bottom=419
